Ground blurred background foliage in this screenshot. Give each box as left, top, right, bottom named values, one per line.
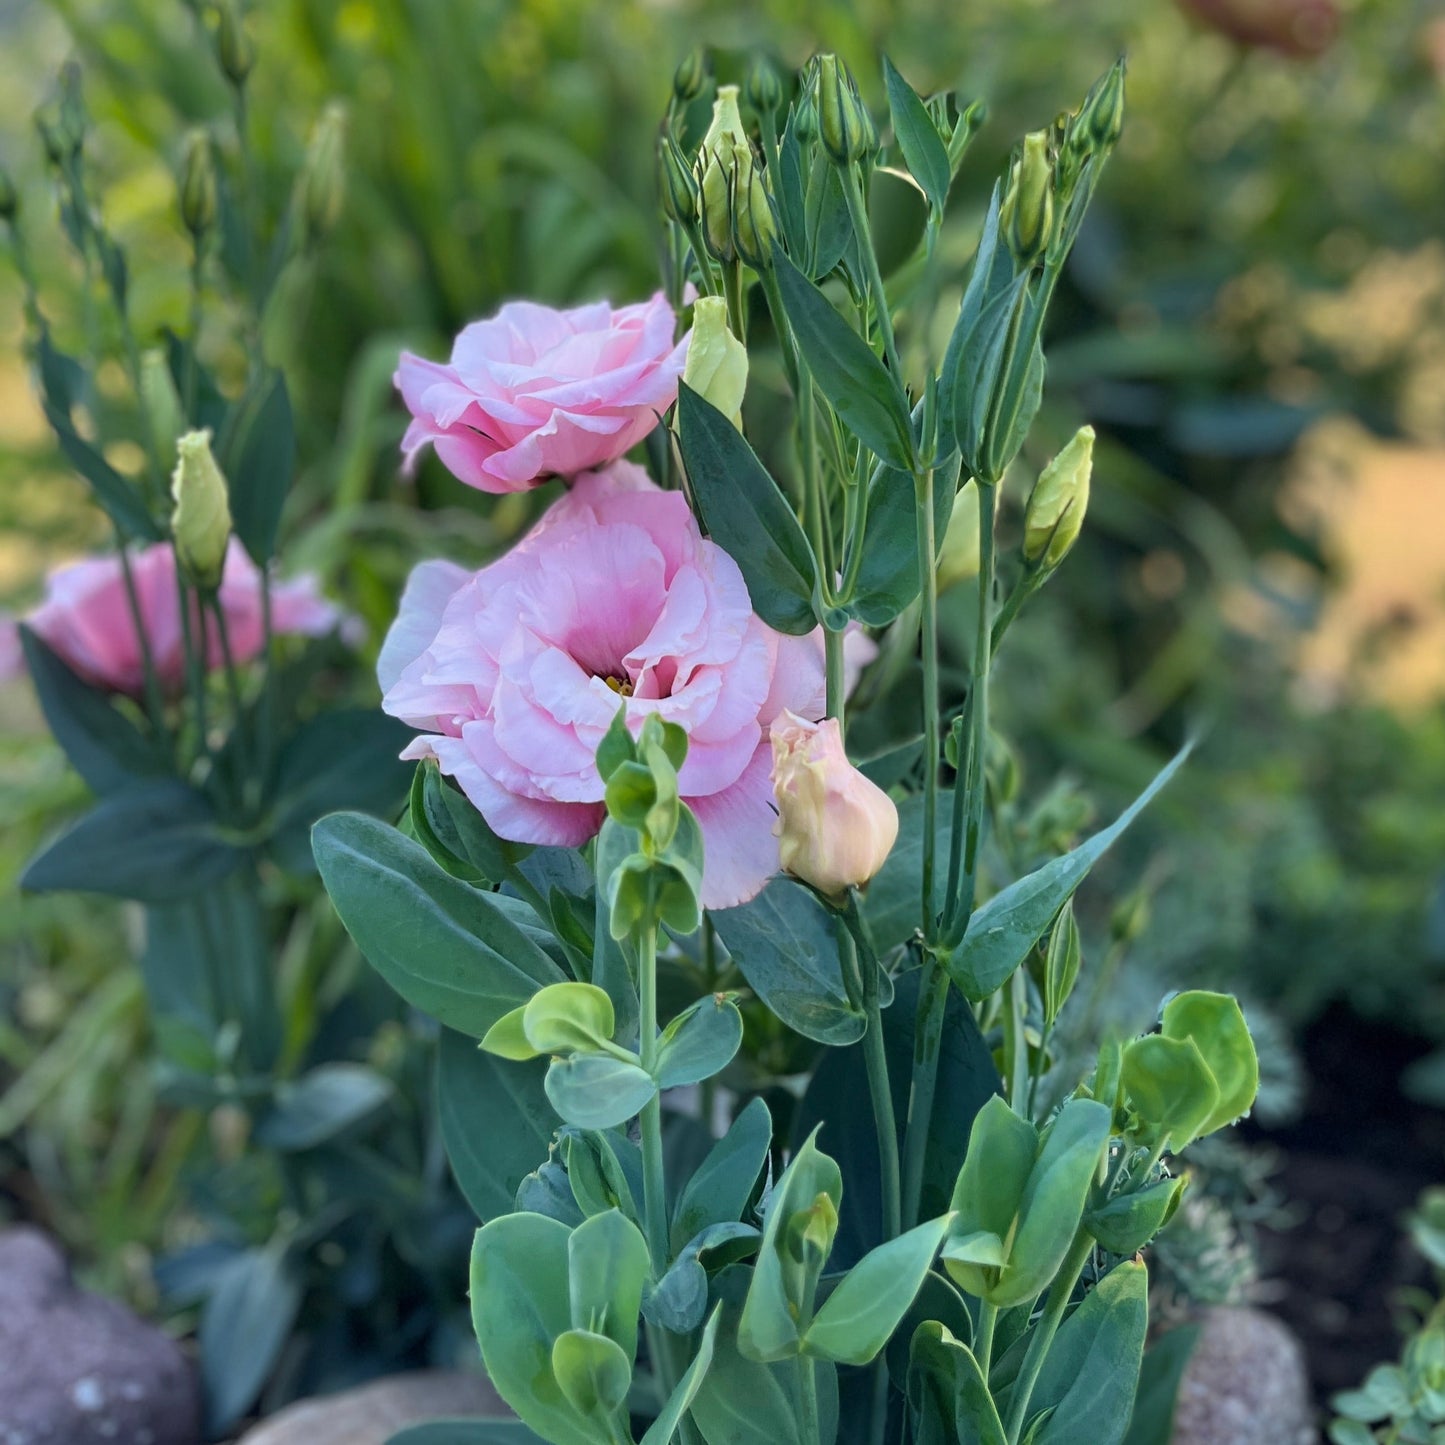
left=2, top=0, right=1444, bottom=1418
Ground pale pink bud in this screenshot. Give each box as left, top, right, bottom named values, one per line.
left=770, top=710, right=899, bottom=898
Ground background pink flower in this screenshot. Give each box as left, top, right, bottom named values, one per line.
left=395, top=293, right=689, bottom=494
left=1, top=539, right=353, bottom=698
left=379, top=462, right=870, bottom=909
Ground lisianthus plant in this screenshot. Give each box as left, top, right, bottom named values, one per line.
left=315, top=49, right=1261, bottom=1445
left=1, top=50, right=470, bottom=1434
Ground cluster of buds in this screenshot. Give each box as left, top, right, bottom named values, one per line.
left=813, top=54, right=877, bottom=167
left=690, top=84, right=777, bottom=269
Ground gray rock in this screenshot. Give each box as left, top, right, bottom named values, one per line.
left=0, top=1225, right=201, bottom=1445
left=1171, top=1307, right=1317, bottom=1445
left=234, top=1372, right=510, bottom=1445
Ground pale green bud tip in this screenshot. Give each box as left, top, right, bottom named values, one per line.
left=1023, top=425, right=1094, bottom=568
left=683, top=297, right=748, bottom=429
left=745, top=56, right=783, bottom=115
left=701, top=85, right=748, bottom=157
left=1086, top=59, right=1126, bottom=150
left=179, top=131, right=216, bottom=237
left=657, top=133, right=698, bottom=225
left=672, top=47, right=707, bottom=103
left=815, top=54, right=876, bottom=166
left=731, top=154, right=777, bottom=270
left=171, top=428, right=233, bottom=587
left=1002, top=130, right=1054, bottom=263
left=302, top=103, right=347, bottom=244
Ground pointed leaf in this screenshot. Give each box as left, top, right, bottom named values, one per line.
left=883, top=58, right=951, bottom=214
left=641, top=1306, right=723, bottom=1445
left=672, top=1096, right=773, bottom=1252
left=222, top=368, right=294, bottom=565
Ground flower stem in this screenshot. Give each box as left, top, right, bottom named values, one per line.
left=824, top=623, right=846, bottom=725
left=637, top=908, right=669, bottom=1273
left=1006, top=966, right=1031, bottom=1116
left=915, top=467, right=940, bottom=940
left=842, top=166, right=901, bottom=382
left=975, top=1301, right=999, bottom=1377
left=860, top=944, right=901, bottom=1242
left=1004, top=1230, right=1094, bottom=1444
left=797, top=1357, right=821, bottom=1445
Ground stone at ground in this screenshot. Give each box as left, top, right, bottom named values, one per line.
left=0, top=1224, right=201, bottom=1445
left=1171, top=1306, right=1317, bottom=1445
left=234, top=1371, right=510, bottom=1445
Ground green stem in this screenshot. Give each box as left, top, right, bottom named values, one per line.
left=1006, top=967, right=1031, bottom=1117
left=989, top=571, right=1036, bottom=656
left=1004, top=1230, right=1095, bottom=1444
left=900, top=957, right=949, bottom=1227
left=116, top=543, right=171, bottom=752
left=944, top=482, right=997, bottom=939
left=915, top=468, right=940, bottom=940
left=860, top=945, right=901, bottom=1242
left=797, top=1355, right=821, bottom=1445
left=975, top=1301, right=999, bottom=1378
left=637, top=908, right=669, bottom=1273
left=824, top=624, right=846, bottom=725
left=722, top=260, right=747, bottom=344
left=841, top=166, right=901, bottom=382
left=209, top=597, right=249, bottom=808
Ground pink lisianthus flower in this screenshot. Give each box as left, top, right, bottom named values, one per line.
left=394, top=293, right=689, bottom=494
left=0, top=539, right=355, bottom=698
left=379, top=462, right=873, bottom=910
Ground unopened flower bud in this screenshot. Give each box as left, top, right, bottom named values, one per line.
left=216, top=2, right=255, bottom=86
left=792, top=92, right=818, bottom=144
left=731, top=150, right=777, bottom=269
left=171, top=429, right=233, bottom=589
left=745, top=56, right=784, bottom=116
left=1023, top=425, right=1093, bottom=568
left=140, top=349, right=186, bottom=479
left=301, top=103, right=346, bottom=246
left=696, top=85, right=750, bottom=263
left=814, top=54, right=876, bottom=166
left=657, top=133, right=698, bottom=225
left=673, top=47, right=708, bottom=104
left=771, top=710, right=899, bottom=898
left=786, top=1191, right=839, bottom=1266
left=683, top=297, right=748, bottom=428
left=936, top=479, right=982, bottom=593
left=1084, top=58, right=1126, bottom=151
left=179, top=130, right=216, bottom=238
left=57, top=63, right=87, bottom=158
left=699, top=83, right=749, bottom=160
left=947, top=97, right=988, bottom=170
left=1000, top=130, right=1054, bottom=264
left=0, top=169, right=17, bottom=223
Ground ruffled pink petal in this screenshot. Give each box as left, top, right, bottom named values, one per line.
left=686, top=742, right=782, bottom=910
left=377, top=559, right=473, bottom=693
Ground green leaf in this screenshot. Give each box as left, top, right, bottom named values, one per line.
left=560, top=1127, right=643, bottom=1226
left=849, top=455, right=958, bottom=626
left=690, top=1265, right=840, bottom=1445
left=221, top=368, right=294, bottom=565
left=773, top=251, right=916, bottom=472
left=545, top=1054, right=657, bottom=1130
left=199, top=1245, right=302, bottom=1435
left=672, top=1096, right=773, bottom=1253
left=1122, top=1324, right=1200, bottom=1445
left=470, top=1214, right=598, bottom=1445
left=438, top=1028, right=554, bottom=1222
left=416, top=763, right=533, bottom=884
left=863, top=789, right=953, bottom=953
left=552, top=1330, right=632, bottom=1421
left=1086, top=1177, right=1187, bottom=1257
left=1121, top=1035, right=1220, bottom=1153
left=312, top=812, right=565, bottom=1037
left=945, top=743, right=1192, bottom=1000
left=657, top=994, right=744, bottom=1088
left=943, top=1096, right=1036, bottom=1302
left=567, top=1209, right=651, bottom=1363
left=906, top=1322, right=1007, bottom=1445
left=641, top=1306, right=723, bottom=1445
left=805, top=1215, right=951, bottom=1365
left=711, top=878, right=864, bottom=1046
left=738, top=1130, right=843, bottom=1363
left=41, top=399, right=161, bottom=541
left=255, top=1063, right=392, bottom=1151
left=1160, top=992, right=1259, bottom=1137
left=883, top=57, right=951, bottom=214
left=677, top=384, right=818, bottom=636
left=1020, top=1260, right=1150, bottom=1445
left=268, top=709, right=412, bottom=874
left=524, top=982, right=617, bottom=1055
left=18, top=626, right=168, bottom=794
left=23, top=779, right=243, bottom=903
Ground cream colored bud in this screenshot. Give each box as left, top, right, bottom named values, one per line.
left=171, top=428, right=233, bottom=588
left=771, top=710, right=899, bottom=899
left=1023, top=425, right=1093, bottom=569
left=700, top=84, right=749, bottom=159
left=936, top=480, right=982, bottom=593
left=683, top=297, right=748, bottom=428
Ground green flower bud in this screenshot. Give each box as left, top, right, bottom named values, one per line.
left=656, top=132, right=698, bottom=226
left=700, top=83, right=749, bottom=159
left=731, top=149, right=777, bottom=270
left=216, top=2, right=255, bottom=86
left=56, top=62, right=88, bottom=158
left=301, top=103, right=346, bottom=246
left=179, top=130, right=216, bottom=238
left=696, top=85, right=751, bottom=263
left=672, top=47, right=708, bottom=104
left=814, top=54, right=876, bottom=166
left=0, top=168, right=17, bottom=223
left=683, top=297, right=748, bottom=429
left=947, top=97, right=987, bottom=170
left=936, top=479, right=982, bottom=592
left=792, top=92, right=818, bottom=144
left=171, top=429, right=233, bottom=589
left=1023, top=424, right=1093, bottom=568
left=999, top=130, right=1054, bottom=264
left=1043, top=901, right=1083, bottom=1027
left=140, top=349, right=186, bottom=479
left=745, top=56, right=784, bottom=116
left=1085, top=58, right=1126, bottom=151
